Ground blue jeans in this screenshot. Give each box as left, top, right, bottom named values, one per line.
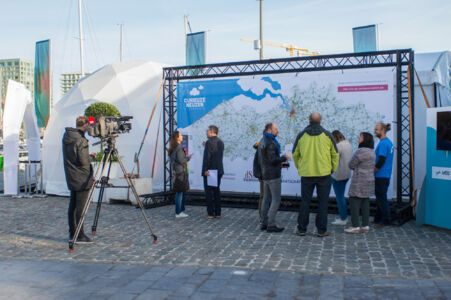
left=374, top=177, right=390, bottom=225
left=331, top=178, right=349, bottom=220
left=175, top=192, right=185, bottom=214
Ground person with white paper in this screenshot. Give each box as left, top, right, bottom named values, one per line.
left=202, top=125, right=224, bottom=219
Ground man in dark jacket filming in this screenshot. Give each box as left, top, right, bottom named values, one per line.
left=258, top=122, right=290, bottom=232
left=62, top=116, right=94, bottom=243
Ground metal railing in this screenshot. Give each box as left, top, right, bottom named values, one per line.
left=17, top=160, right=45, bottom=197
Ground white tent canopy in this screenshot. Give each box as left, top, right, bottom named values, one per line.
left=43, top=61, right=165, bottom=195
left=3, top=80, right=41, bottom=195
left=414, top=51, right=451, bottom=194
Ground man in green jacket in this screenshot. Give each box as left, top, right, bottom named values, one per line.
left=292, top=113, right=339, bottom=237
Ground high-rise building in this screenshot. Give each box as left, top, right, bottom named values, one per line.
left=0, top=58, right=34, bottom=101
left=61, top=72, right=89, bottom=96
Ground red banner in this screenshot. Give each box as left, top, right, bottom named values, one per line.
left=338, top=84, right=388, bottom=92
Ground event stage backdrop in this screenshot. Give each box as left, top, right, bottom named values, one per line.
left=177, top=69, right=395, bottom=196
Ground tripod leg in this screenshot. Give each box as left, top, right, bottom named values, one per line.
left=68, top=152, right=108, bottom=252
left=114, top=150, right=158, bottom=244
left=92, top=154, right=113, bottom=235
left=91, top=177, right=106, bottom=235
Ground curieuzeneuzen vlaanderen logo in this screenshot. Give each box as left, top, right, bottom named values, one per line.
left=243, top=170, right=258, bottom=182
left=432, top=167, right=451, bottom=180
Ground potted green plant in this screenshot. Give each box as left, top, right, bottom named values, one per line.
left=85, top=102, right=122, bottom=179
left=84, top=102, right=121, bottom=119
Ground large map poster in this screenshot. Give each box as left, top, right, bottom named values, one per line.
left=177, top=69, right=395, bottom=196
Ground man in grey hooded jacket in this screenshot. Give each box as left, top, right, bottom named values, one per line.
left=62, top=116, right=94, bottom=243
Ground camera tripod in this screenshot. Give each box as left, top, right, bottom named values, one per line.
left=68, top=136, right=158, bottom=252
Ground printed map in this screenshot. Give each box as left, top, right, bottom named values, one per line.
left=186, top=78, right=386, bottom=160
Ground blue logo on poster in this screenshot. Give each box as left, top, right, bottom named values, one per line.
left=177, top=77, right=288, bottom=128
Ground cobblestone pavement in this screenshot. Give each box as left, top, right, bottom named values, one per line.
left=1, top=196, right=450, bottom=281
left=1, top=196, right=451, bottom=299
left=1, top=259, right=450, bottom=300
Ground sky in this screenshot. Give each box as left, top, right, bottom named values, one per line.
left=1, top=0, right=451, bottom=101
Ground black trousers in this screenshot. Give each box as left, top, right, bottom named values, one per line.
left=374, top=177, right=391, bottom=225
left=68, top=190, right=89, bottom=235
left=297, top=175, right=331, bottom=234
left=203, top=175, right=222, bottom=217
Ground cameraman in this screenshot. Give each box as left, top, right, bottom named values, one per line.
left=258, top=122, right=290, bottom=233
left=62, top=116, right=94, bottom=243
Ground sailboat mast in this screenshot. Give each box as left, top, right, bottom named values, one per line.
left=78, top=0, right=85, bottom=76
left=120, top=24, right=124, bottom=62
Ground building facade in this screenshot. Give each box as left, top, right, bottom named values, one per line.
left=0, top=58, right=34, bottom=101
left=61, top=72, right=88, bottom=96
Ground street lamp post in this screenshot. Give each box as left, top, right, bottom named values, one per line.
left=258, top=0, right=263, bottom=60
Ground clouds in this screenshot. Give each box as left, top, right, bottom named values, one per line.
left=189, top=85, right=203, bottom=96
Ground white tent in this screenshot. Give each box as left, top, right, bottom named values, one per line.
left=414, top=51, right=451, bottom=195
left=43, top=61, right=165, bottom=195
left=3, top=80, right=41, bottom=195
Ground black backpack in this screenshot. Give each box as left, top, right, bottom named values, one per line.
left=253, top=149, right=262, bottom=179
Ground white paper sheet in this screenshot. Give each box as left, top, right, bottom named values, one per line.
left=207, top=169, right=218, bottom=187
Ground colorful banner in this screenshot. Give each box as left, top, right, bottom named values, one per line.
left=177, top=69, right=396, bottom=196
left=34, top=39, right=51, bottom=127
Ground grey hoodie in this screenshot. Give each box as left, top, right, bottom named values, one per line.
left=332, top=140, right=353, bottom=181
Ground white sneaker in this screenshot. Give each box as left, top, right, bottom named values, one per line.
left=332, top=218, right=348, bottom=226
left=180, top=212, right=188, bottom=217
left=344, top=226, right=360, bottom=234
left=360, top=226, right=370, bottom=233
left=175, top=212, right=188, bottom=218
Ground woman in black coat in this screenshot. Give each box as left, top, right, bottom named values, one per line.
left=168, top=131, right=191, bottom=218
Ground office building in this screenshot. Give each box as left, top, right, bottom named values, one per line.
left=61, top=72, right=88, bottom=96
left=0, top=58, right=34, bottom=101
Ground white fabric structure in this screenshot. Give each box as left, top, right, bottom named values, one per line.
left=414, top=51, right=451, bottom=195
left=43, top=61, right=165, bottom=195
left=3, top=80, right=41, bottom=195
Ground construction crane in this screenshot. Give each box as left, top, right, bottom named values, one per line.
left=240, top=38, right=320, bottom=57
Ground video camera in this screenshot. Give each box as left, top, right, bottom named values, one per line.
left=87, top=116, right=133, bottom=138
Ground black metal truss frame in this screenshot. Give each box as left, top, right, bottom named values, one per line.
left=162, top=49, right=414, bottom=203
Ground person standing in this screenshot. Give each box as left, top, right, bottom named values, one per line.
left=292, top=113, right=339, bottom=237
left=345, top=132, right=376, bottom=234
left=331, top=130, right=353, bottom=226
left=258, top=122, right=290, bottom=233
left=169, top=131, right=191, bottom=218
left=202, top=125, right=224, bottom=219
left=373, top=122, right=394, bottom=227
left=253, top=137, right=264, bottom=218
left=62, top=116, right=94, bottom=243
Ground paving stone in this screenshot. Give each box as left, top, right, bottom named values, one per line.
left=134, top=289, right=171, bottom=300
left=189, top=291, right=220, bottom=300
left=107, top=292, right=137, bottom=300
